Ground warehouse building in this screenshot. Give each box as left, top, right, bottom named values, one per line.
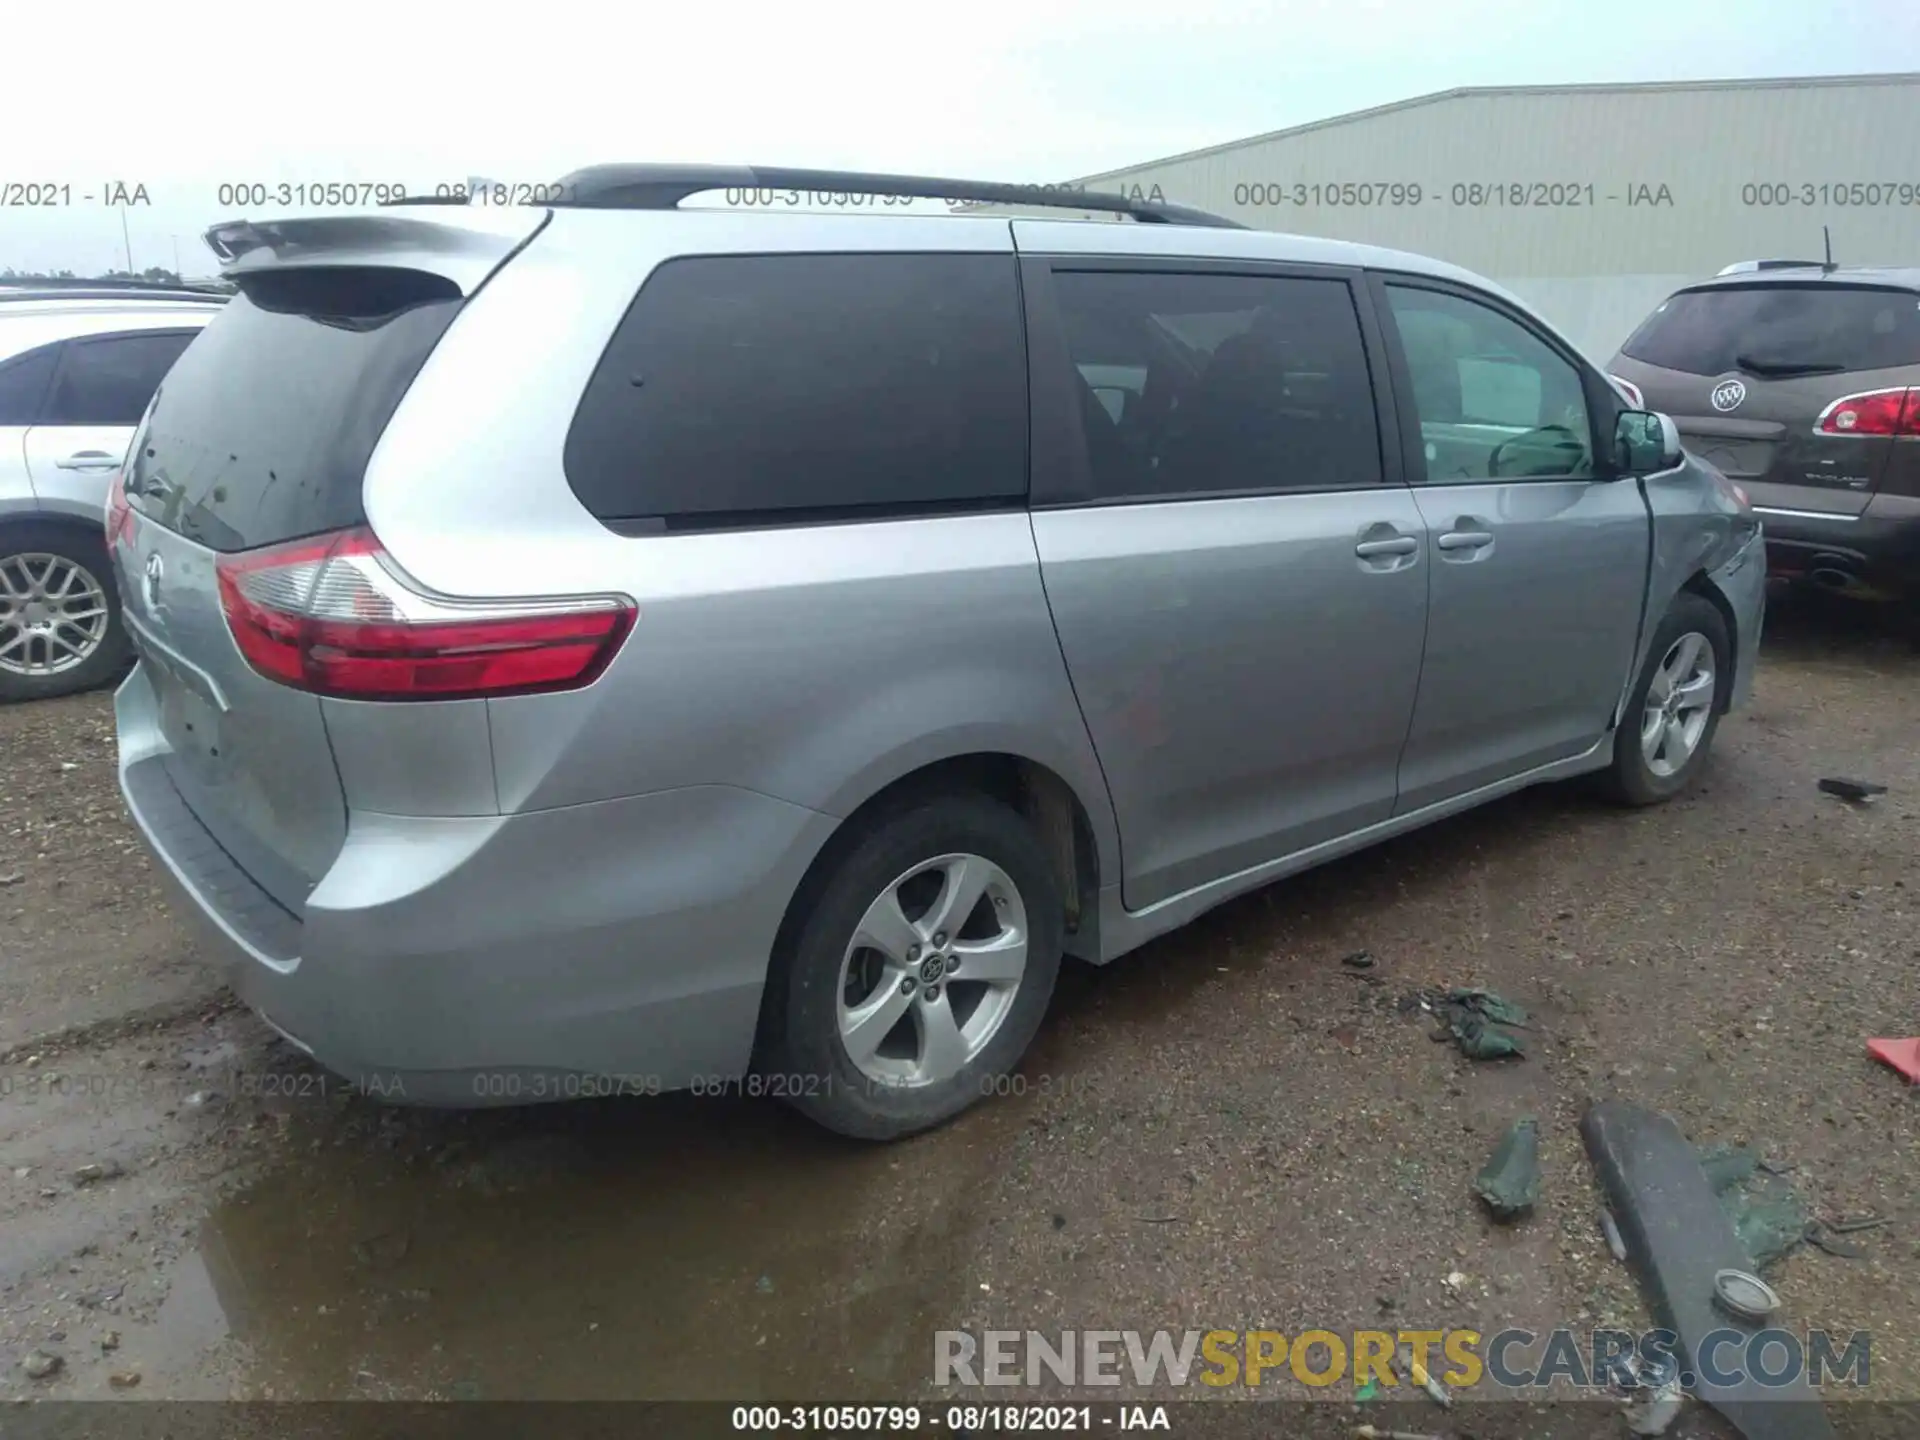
left=1058, top=72, right=1920, bottom=359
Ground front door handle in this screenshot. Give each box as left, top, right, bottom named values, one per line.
left=56, top=450, right=121, bottom=471
left=1436, top=530, right=1494, bottom=551
left=1355, top=536, right=1419, bottom=558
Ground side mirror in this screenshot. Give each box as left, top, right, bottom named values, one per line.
left=1613, top=409, right=1684, bottom=475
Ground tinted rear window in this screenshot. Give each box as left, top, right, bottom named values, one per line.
left=1621, top=284, right=1920, bottom=375
left=125, top=282, right=460, bottom=552
left=564, top=253, right=1028, bottom=527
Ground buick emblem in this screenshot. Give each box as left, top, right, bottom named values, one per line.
left=1710, top=379, right=1747, bottom=413
left=143, top=551, right=164, bottom=610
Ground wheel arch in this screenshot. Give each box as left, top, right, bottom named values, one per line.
left=750, top=747, right=1111, bottom=1070
left=1679, top=569, right=1739, bottom=713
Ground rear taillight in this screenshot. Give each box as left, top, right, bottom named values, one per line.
left=214, top=528, right=635, bottom=701
left=1814, top=387, right=1920, bottom=437
left=105, top=472, right=133, bottom=551
left=1608, top=374, right=1645, bottom=408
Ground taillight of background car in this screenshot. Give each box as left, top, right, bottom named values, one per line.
left=1607, top=374, right=1645, bottom=408
left=105, top=471, right=134, bottom=551
left=214, top=527, right=636, bottom=701
left=1814, top=387, right=1919, bottom=437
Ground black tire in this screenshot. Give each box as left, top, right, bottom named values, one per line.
left=1600, top=591, right=1731, bottom=806
left=0, top=523, right=130, bottom=704
left=766, top=793, right=1064, bottom=1141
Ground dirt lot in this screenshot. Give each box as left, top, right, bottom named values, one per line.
left=1, top=589, right=1915, bottom=1425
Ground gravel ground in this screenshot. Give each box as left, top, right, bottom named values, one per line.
left=1, top=588, right=1915, bottom=1427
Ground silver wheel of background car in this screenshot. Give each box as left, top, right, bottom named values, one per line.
left=1640, top=630, right=1716, bottom=779
left=835, top=852, right=1029, bottom=1089
left=0, top=552, right=112, bottom=679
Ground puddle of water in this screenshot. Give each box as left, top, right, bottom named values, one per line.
left=196, top=1092, right=1007, bottom=1400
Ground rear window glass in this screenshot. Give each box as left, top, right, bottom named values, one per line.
left=125, top=287, right=460, bottom=552
left=564, top=253, right=1028, bottom=527
left=1620, top=284, right=1920, bottom=375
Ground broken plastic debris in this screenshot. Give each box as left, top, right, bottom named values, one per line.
left=1817, top=776, right=1887, bottom=802
left=1695, top=1143, right=1760, bottom=1194
left=1867, top=1037, right=1920, bottom=1083
left=1624, top=1378, right=1684, bottom=1436
left=1422, top=987, right=1529, bottom=1060
left=1473, top=1116, right=1540, bottom=1222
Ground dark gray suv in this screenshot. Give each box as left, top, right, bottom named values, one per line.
left=1608, top=267, right=1920, bottom=607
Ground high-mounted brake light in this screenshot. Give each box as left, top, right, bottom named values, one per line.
left=1814, top=387, right=1919, bottom=438
left=214, top=528, right=635, bottom=701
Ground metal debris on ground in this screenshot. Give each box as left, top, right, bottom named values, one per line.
left=1600, top=1207, right=1628, bottom=1262
left=1623, top=1377, right=1684, bottom=1436
left=1395, top=1340, right=1453, bottom=1409
left=1473, top=1116, right=1540, bottom=1222
left=1341, top=950, right=1377, bottom=970
left=1353, top=1427, right=1445, bottom=1440
left=1825, top=1212, right=1885, bottom=1234
left=1817, top=776, right=1888, bottom=802
left=1805, top=1226, right=1866, bottom=1259
left=1421, top=987, right=1529, bottom=1060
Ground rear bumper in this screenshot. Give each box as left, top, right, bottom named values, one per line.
left=1754, top=493, right=1920, bottom=601
left=114, top=663, right=838, bottom=1105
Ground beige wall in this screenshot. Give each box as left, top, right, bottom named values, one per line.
left=1073, top=76, right=1920, bottom=357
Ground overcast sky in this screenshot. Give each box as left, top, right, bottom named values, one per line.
left=1, top=0, right=1914, bottom=274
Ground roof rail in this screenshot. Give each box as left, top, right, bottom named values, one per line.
left=503, top=164, right=1245, bottom=229
left=0, top=276, right=231, bottom=301
left=0, top=285, right=229, bottom=305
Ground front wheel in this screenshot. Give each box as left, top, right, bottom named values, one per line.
left=0, top=525, right=129, bottom=703
left=766, top=794, right=1064, bottom=1141
left=1600, top=592, right=1730, bottom=806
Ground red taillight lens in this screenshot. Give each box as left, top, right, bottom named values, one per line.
left=105, top=472, right=134, bottom=551
left=1608, top=374, right=1645, bottom=409
left=214, top=528, right=636, bottom=701
left=1815, top=387, right=1919, bottom=437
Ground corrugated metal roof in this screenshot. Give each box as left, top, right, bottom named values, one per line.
left=1074, top=71, right=1920, bottom=184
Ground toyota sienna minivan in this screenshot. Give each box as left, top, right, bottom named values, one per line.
left=111, top=166, right=1764, bottom=1139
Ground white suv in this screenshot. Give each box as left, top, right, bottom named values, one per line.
left=0, top=282, right=225, bottom=700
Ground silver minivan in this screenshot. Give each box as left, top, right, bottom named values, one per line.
left=111, top=167, right=1765, bottom=1139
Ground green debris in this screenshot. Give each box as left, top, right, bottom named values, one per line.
left=1474, top=1116, right=1541, bottom=1221
left=1354, top=1378, right=1381, bottom=1402
left=1426, top=987, right=1530, bottom=1060
left=1725, top=1177, right=1811, bottom=1270
left=1696, top=1144, right=1760, bottom=1194
left=1446, top=988, right=1528, bottom=1027
left=1692, top=1143, right=1808, bottom=1271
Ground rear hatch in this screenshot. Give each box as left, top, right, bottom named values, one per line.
left=1610, top=281, right=1920, bottom=516
left=111, top=208, right=544, bottom=913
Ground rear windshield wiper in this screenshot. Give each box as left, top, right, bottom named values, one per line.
left=1734, top=353, right=1845, bottom=378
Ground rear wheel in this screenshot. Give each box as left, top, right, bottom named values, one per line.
left=1600, top=592, right=1729, bottom=806
left=0, top=525, right=129, bottom=704
left=767, top=794, right=1063, bottom=1141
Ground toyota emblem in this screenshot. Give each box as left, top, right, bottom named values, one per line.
left=1710, top=379, right=1747, bottom=413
